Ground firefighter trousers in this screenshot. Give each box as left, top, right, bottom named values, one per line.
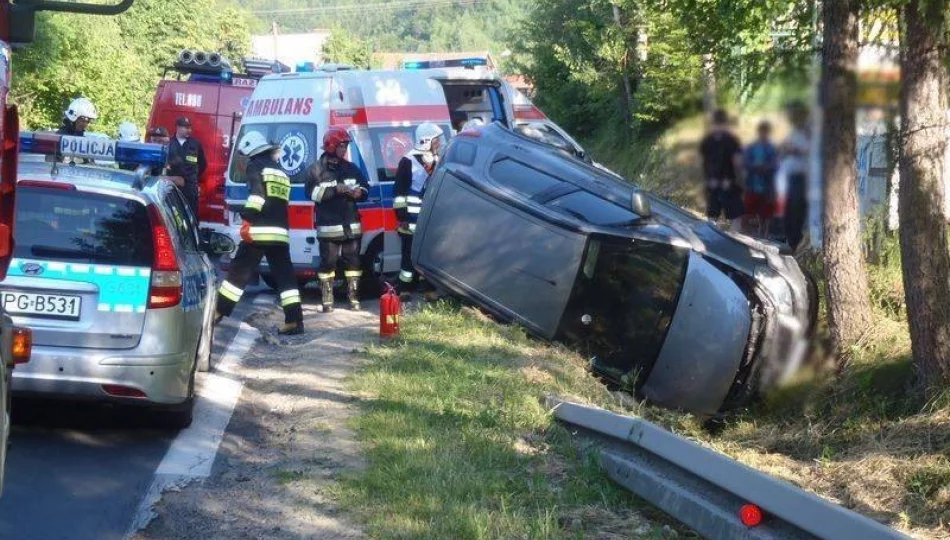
left=217, top=241, right=302, bottom=323
left=317, top=238, right=362, bottom=282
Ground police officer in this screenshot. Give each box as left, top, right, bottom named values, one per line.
left=215, top=131, right=303, bottom=335
left=167, top=117, right=206, bottom=216
left=116, top=121, right=142, bottom=171
left=305, top=127, right=370, bottom=312
left=145, top=127, right=185, bottom=186
left=58, top=97, right=98, bottom=136
left=393, top=122, right=444, bottom=301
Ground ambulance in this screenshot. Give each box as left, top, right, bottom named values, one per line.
left=145, top=52, right=283, bottom=228
left=224, top=58, right=546, bottom=289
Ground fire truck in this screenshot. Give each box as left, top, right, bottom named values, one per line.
left=145, top=52, right=286, bottom=230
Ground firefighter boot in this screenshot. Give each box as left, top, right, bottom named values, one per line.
left=318, top=279, right=334, bottom=313
left=279, top=321, right=305, bottom=335
left=347, top=277, right=361, bottom=311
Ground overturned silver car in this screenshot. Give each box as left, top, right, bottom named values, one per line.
left=410, top=123, right=817, bottom=415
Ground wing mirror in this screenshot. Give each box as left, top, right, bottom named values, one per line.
left=200, top=231, right=236, bottom=256
left=631, top=191, right=651, bottom=218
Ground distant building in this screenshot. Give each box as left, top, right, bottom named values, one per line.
left=251, top=30, right=331, bottom=69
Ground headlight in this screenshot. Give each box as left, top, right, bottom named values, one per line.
left=754, top=265, right=794, bottom=314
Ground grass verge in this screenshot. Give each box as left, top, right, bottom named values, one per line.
left=335, top=303, right=683, bottom=539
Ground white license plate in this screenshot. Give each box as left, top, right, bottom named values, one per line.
left=1, top=292, right=82, bottom=319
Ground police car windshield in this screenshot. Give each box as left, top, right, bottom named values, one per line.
left=229, top=123, right=317, bottom=184
left=14, top=187, right=154, bottom=267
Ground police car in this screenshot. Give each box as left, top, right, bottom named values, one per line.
left=0, top=133, right=235, bottom=428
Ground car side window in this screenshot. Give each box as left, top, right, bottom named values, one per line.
left=489, top=158, right=564, bottom=198
left=165, top=190, right=199, bottom=252
left=548, top=190, right=638, bottom=226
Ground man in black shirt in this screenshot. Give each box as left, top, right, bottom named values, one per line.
left=700, top=109, right=745, bottom=231
left=167, top=117, right=206, bottom=216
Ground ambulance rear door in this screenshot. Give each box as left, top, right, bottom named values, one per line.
left=424, top=67, right=515, bottom=129
left=342, top=71, right=454, bottom=275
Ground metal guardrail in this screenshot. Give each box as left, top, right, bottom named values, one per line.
left=547, top=398, right=910, bottom=540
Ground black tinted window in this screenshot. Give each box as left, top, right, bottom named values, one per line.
left=165, top=190, right=198, bottom=252
left=559, top=238, right=688, bottom=383
left=14, top=187, right=154, bottom=266
left=548, top=191, right=637, bottom=225
left=489, top=159, right=563, bottom=197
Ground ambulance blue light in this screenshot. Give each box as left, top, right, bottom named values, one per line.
left=403, top=61, right=424, bottom=70
left=296, top=61, right=315, bottom=72
left=402, top=58, right=488, bottom=70
left=19, top=132, right=168, bottom=169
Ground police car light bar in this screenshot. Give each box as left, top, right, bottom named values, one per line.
left=19, top=132, right=168, bottom=169
left=402, top=57, right=489, bottom=70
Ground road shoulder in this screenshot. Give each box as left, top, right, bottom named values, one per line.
left=133, top=299, right=371, bottom=539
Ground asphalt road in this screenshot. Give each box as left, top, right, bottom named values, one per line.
left=0, top=293, right=258, bottom=540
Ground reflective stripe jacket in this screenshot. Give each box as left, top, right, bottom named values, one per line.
left=240, top=154, right=292, bottom=244
left=305, top=153, right=370, bottom=241
left=393, top=152, right=434, bottom=235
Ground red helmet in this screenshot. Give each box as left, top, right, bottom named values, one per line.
left=323, top=127, right=351, bottom=153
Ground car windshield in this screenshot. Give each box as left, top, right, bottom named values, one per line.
left=14, top=186, right=154, bottom=266
left=548, top=190, right=639, bottom=226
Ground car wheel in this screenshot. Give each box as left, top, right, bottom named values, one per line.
left=156, top=398, right=194, bottom=430
left=196, top=321, right=213, bottom=373
left=360, top=237, right=384, bottom=298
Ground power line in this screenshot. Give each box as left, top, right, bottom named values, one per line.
left=250, top=0, right=490, bottom=15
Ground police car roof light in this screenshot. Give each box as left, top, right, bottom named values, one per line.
left=19, top=131, right=168, bottom=169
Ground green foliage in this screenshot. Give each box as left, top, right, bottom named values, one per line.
left=321, top=25, right=376, bottom=69
left=10, top=0, right=252, bottom=135
left=231, top=0, right=528, bottom=55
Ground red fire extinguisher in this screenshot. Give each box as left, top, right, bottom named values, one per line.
left=379, top=282, right=401, bottom=338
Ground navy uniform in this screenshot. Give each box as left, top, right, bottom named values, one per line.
left=305, top=127, right=370, bottom=311
left=167, top=117, right=207, bottom=216
left=216, top=132, right=303, bottom=335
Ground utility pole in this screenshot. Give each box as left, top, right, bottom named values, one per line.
left=272, top=20, right=280, bottom=65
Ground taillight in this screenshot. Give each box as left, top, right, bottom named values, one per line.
left=739, top=503, right=763, bottom=527
left=11, top=326, right=31, bottom=365
left=146, top=204, right=181, bottom=308
left=101, top=384, right=147, bottom=399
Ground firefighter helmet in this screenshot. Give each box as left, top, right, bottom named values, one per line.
left=414, top=122, right=444, bottom=152
left=117, top=121, right=140, bottom=142
left=323, top=127, right=351, bottom=153
left=64, top=97, right=99, bottom=122
left=237, top=131, right=275, bottom=157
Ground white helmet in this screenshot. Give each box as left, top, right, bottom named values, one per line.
left=238, top=131, right=275, bottom=157
left=414, top=122, right=444, bottom=153
left=64, top=97, right=98, bottom=122
left=461, top=118, right=484, bottom=131
left=117, top=121, right=140, bottom=142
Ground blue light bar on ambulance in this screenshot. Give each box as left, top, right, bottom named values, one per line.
left=19, top=132, right=168, bottom=168
left=296, top=61, right=315, bottom=73
left=402, top=57, right=489, bottom=70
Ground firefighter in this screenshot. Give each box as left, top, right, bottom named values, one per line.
left=167, top=116, right=207, bottom=217
left=305, top=127, right=370, bottom=312
left=215, top=131, right=303, bottom=335
left=116, top=121, right=142, bottom=171
left=58, top=97, right=98, bottom=136
left=393, top=122, right=444, bottom=302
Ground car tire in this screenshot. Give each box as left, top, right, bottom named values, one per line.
left=360, top=237, right=384, bottom=298
left=157, top=398, right=194, bottom=430
left=196, top=322, right=213, bottom=373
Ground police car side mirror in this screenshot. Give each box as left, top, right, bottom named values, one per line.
left=201, top=231, right=236, bottom=256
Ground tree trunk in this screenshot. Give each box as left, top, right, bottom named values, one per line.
left=612, top=3, right=635, bottom=122
left=898, top=0, right=950, bottom=393
left=821, top=0, right=874, bottom=354
left=702, top=53, right=717, bottom=117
